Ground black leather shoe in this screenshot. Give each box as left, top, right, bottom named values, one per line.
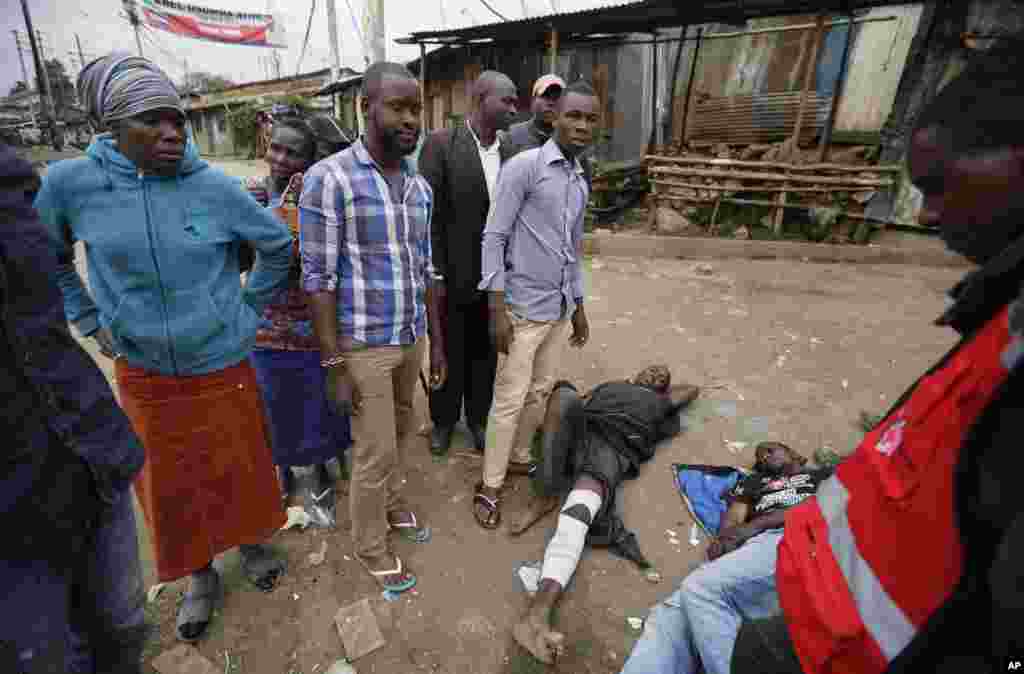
left=430, top=425, right=453, bottom=456
left=469, top=424, right=487, bottom=453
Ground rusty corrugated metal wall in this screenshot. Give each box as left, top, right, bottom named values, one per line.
left=666, top=7, right=926, bottom=145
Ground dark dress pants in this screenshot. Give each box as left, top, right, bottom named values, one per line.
left=429, top=292, right=497, bottom=429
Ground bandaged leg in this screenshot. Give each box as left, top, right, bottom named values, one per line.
left=540, top=489, right=603, bottom=588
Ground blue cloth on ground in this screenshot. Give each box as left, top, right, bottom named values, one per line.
left=672, top=463, right=746, bottom=536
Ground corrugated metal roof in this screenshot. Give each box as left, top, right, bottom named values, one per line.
left=316, top=73, right=365, bottom=97
left=397, top=1, right=674, bottom=44
left=399, top=0, right=904, bottom=44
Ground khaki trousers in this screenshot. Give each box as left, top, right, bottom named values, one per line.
left=483, top=313, right=571, bottom=489
left=344, top=337, right=425, bottom=560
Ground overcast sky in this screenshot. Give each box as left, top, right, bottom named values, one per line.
left=1, top=0, right=622, bottom=96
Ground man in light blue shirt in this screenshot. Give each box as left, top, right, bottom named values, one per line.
left=473, top=81, right=598, bottom=530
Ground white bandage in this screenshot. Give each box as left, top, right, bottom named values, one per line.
left=540, top=490, right=603, bottom=588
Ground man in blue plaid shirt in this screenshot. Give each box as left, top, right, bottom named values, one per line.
left=299, top=62, right=447, bottom=594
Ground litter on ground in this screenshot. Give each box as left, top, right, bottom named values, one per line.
left=280, top=506, right=313, bottom=531
left=335, top=598, right=386, bottom=661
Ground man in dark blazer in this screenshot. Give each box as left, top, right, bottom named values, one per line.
left=420, top=71, right=518, bottom=454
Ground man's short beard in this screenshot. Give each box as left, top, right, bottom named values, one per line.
left=756, top=461, right=785, bottom=476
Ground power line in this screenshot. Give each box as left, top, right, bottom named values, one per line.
left=140, top=25, right=191, bottom=73
left=341, top=0, right=367, bottom=65
left=477, top=0, right=509, bottom=21
left=139, top=29, right=188, bottom=77
left=295, top=0, right=316, bottom=76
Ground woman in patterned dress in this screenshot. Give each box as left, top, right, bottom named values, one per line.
left=246, top=113, right=353, bottom=524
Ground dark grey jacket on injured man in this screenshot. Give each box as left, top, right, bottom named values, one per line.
left=539, top=380, right=691, bottom=567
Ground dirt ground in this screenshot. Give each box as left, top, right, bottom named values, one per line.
left=72, top=245, right=966, bottom=673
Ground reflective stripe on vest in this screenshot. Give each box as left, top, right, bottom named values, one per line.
left=816, top=476, right=916, bottom=660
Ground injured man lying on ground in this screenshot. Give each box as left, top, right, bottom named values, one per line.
left=510, top=365, right=700, bottom=664
left=620, top=442, right=833, bottom=674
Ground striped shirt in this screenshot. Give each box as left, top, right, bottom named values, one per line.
left=299, top=139, right=434, bottom=346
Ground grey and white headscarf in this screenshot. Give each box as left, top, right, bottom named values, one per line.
left=77, top=52, right=183, bottom=130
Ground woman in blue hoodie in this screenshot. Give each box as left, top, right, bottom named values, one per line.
left=35, top=54, right=293, bottom=644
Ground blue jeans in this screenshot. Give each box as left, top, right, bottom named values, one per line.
left=1, top=492, right=146, bottom=674
left=620, top=529, right=783, bottom=674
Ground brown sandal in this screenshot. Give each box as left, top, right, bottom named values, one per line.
left=473, top=482, right=501, bottom=529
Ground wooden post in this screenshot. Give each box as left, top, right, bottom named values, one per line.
left=772, top=166, right=790, bottom=235
left=419, top=42, right=427, bottom=132
left=548, top=26, right=559, bottom=73
left=650, top=31, right=659, bottom=151
left=679, top=27, right=702, bottom=151
left=778, top=14, right=825, bottom=235
left=816, top=13, right=856, bottom=162
left=709, top=195, right=723, bottom=235
left=791, top=14, right=826, bottom=149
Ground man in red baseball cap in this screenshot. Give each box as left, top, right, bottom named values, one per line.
left=501, top=73, right=565, bottom=160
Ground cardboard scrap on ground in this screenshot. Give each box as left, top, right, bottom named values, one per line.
left=151, top=645, right=220, bottom=674
left=335, top=598, right=386, bottom=661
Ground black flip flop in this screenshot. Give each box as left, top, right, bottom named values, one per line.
left=240, top=545, right=286, bottom=592
left=175, top=569, right=221, bottom=643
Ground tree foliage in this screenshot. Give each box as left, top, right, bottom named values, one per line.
left=228, top=95, right=313, bottom=159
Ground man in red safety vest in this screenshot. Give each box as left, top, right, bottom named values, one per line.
left=732, top=40, right=1024, bottom=674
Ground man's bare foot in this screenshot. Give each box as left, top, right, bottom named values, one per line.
left=513, top=606, right=565, bottom=664
left=509, top=494, right=561, bottom=536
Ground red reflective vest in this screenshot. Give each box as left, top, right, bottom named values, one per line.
left=777, top=305, right=1013, bottom=674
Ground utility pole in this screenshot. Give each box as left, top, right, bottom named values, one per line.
left=366, top=0, right=385, bottom=63
left=34, top=31, right=44, bottom=61
left=11, top=30, right=36, bottom=126
left=438, top=0, right=448, bottom=29
left=18, top=0, right=59, bottom=150
left=124, top=0, right=145, bottom=57
left=75, top=33, right=87, bottom=76
left=325, top=0, right=342, bottom=117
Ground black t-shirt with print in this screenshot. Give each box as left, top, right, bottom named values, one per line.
left=730, top=469, right=832, bottom=517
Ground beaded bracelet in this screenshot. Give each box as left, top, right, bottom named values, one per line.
left=320, top=354, right=347, bottom=369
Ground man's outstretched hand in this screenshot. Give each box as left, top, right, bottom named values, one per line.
left=430, top=340, right=448, bottom=390
left=92, top=327, right=118, bottom=359
left=707, top=525, right=751, bottom=561
left=326, top=365, right=362, bottom=416
left=489, top=292, right=515, bottom=354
